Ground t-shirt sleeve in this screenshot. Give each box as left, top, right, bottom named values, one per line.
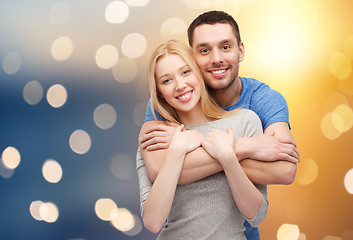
left=240, top=110, right=268, bottom=227
left=136, top=148, right=152, bottom=217
left=144, top=100, right=165, bottom=122
left=251, top=84, right=290, bottom=130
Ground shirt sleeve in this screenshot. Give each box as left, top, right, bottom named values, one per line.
left=136, top=148, right=152, bottom=217
left=241, top=110, right=269, bottom=227
left=144, top=100, right=165, bottom=122
left=251, top=83, right=290, bottom=130
left=244, top=184, right=268, bottom=227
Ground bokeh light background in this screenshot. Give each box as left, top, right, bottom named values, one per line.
left=1, top=0, right=353, bottom=239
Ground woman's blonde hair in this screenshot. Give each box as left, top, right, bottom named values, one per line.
left=148, top=40, right=235, bottom=124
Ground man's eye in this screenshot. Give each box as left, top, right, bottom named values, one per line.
left=200, top=49, right=209, bottom=54
left=222, top=46, right=230, bottom=50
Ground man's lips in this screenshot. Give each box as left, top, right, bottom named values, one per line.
left=209, top=68, right=228, bottom=77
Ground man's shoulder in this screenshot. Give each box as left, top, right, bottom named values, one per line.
left=240, top=77, right=269, bottom=91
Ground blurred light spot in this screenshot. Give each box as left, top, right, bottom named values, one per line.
left=95, top=198, right=118, bottom=221
left=160, top=18, right=187, bottom=39
left=112, top=58, right=137, bottom=83
left=296, top=158, right=318, bottom=185
left=3, top=52, right=21, bottom=75
left=105, top=1, right=129, bottom=24
left=133, top=101, right=147, bottom=127
left=23, top=80, right=43, bottom=105
left=1, top=146, right=21, bottom=170
left=51, top=36, right=74, bottom=61
left=121, top=33, right=147, bottom=58
left=49, top=2, right=71, bottom=25
left=325, top=93, right=348, bottom=112
left=277, top=224, right=300, bottom=240
left=338, top=76, right=353, bottom=96
left=69, top=130, right=91, bottom=154
left=42, top=159, right=63, bottom=183
left=111, top=153, right=135, bottom=180
left=125, top=0, right=149, bottom=6
left=30, top=200, right=45, bottom=221
left=46, top=84, right=67, bottom=108
left=344, top=168, right=353, bottom=194
left=323, top=236, right=341, bottom=240
left=123, top=214, right=143, bottom=236
left=93, top=103, right=117, bottom=129
left=321, top=112, right=343, bottom=140
left=344, top=35, right=353, bottom=60
left=333, top=104, right=353, bottom=132
left=0, top=160, right=14, bottom=179
left=295, top=1, right=319, bottom=27
left=298, top=233, right=307, bottom=240
left=95, top=45, right=119, bottom=70
left=341, top=230, right=353, bottom=240
left=111, top=208, right=134, bottom=231
left=136, top=79, right=149, bottom=101
left=40, top=202, right=59, bottom=223
left=329, top=52, right=351, bottom=80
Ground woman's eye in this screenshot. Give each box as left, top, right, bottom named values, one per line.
left=162, top=79, right=171, bottom=84
left=182, top=70, right=190, bottom=75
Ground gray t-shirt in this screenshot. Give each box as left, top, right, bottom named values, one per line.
left=136, top=109, right=268, bottom=240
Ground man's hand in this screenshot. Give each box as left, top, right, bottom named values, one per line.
left=139, top=121, right=179, bottom=151
left=235, top=135, right=300, bottom=164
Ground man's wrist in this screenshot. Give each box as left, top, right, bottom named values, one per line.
left=234, top=137, right=251, bottom=161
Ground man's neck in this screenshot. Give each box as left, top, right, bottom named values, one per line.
left=210, top=77, right=242, bottom=108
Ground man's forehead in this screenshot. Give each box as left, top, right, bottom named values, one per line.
left=192, top=23, right=236, bottom=47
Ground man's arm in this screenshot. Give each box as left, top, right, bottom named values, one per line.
left=139, top=121, right=299, bottom=185
left=240, top=122, right=298, bottom=185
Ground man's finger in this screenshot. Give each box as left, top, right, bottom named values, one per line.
left=139, top=130, right=167, bottom=145
left=140, top=136, right=167, bottom=149
left=146, top=142, right=169, bottom=151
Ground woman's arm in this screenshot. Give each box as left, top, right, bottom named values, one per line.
left=142, top=126, right=202, bottom=233
left=202, top=127, right=265, bottom=220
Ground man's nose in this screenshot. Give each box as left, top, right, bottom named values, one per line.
left=211, top=49, right=224, bottom=64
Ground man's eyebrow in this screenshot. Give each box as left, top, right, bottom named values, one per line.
left=195, top=42, right=208, bottom=48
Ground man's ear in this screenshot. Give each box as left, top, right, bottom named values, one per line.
left=238, top=41, right=245, bottom=62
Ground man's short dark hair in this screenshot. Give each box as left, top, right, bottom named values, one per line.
left=187, top=10, right=241, bottom=47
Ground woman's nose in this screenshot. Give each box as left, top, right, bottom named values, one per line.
left=175, top=79, right=186, bottom=91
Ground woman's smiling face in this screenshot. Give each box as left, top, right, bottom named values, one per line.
left=155, top=53, right=201, bottom=113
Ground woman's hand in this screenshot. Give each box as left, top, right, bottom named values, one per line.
left=170, top=125, right=203, bottom=154
left=202, top=127, right=237, bottom=165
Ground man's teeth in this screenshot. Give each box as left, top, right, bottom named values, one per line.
left=178, top=92, right=191, bottom=100
left=212, top=69, right=226, bottom=74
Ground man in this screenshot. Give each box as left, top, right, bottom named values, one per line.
left=137, top=10, right=299, bottom=239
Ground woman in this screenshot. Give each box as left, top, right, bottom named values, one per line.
left=140, top=40, right=268, bottom=239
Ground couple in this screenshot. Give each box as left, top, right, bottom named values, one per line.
left=137, top=10, right=299, bottom=239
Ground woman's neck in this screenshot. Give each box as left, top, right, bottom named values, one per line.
left=176, top=102, right=208, bottom=126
